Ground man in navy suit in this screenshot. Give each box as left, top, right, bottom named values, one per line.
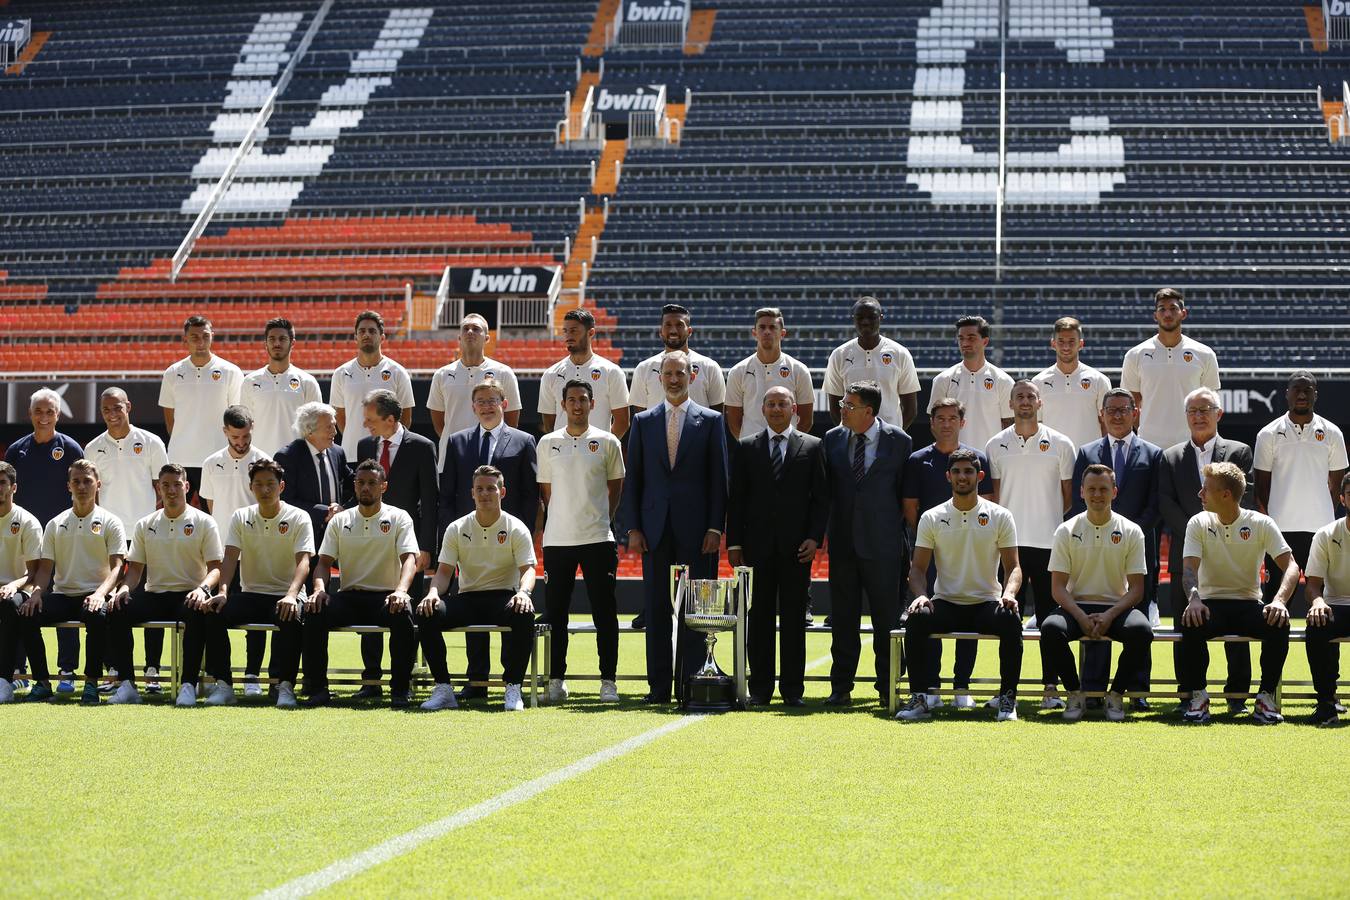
left=439, top=378, right=538, bottom=700
left=619, top=351, right=729, bottom=704
left=1070, top=388, right=1162, bottom=702
left=274, top=401, right=351, bottom=544
left=823, top=380, right=911, bottom=706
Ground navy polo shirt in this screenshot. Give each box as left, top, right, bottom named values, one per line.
left=903, top=442, right=994, bottom=514
left=4, top=432, right=84, bottom=527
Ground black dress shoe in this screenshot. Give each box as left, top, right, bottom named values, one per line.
left=456, top=686, right=488, bottom=703
left=824, top=691, right=851, bottom=706
left=823, top=614, right=833, bottom=627
left=304, top=690, right=333, bottom=707
left=639, top=693, right=669, bottom=704
left=747, top=694, right=770, bottom=706
left=630, top=612, right=646, bottom=630
left=390, top=693, right=411, bottom=709
left=351, top=685, right=383, bottom=701
left=1131, top=697, right=1151, bottom=711
left=803, top=611, right=814, bottom=627
left=783, top=697, right=806, bottom=707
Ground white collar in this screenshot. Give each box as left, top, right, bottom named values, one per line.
left=767, top=424, right=795, bottom=442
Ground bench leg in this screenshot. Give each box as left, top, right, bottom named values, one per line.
left=171, top=625, right=182, bottom=696
left=529, top=629, right=539, bottom=709
left=889, top=635, right=901, bottom=715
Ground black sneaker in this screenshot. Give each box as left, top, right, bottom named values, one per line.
left=895, top=694, right=931, bottom=721
left=80, top=683, right=100, bottom=706
left=25, top=682, right=54, bottom=702
left=996, top=691, right=1018, bottom=721
left=1311, top=704, right=1341, bottom=727
left=351, top=685, right=383, bottom=701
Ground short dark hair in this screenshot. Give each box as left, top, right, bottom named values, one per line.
left=1341, top=470, right=1350, bottom=495
left=473, top=464, right=504, bottom=485
left=562, top=379, right=593, bottom=401
left=1083, top=462, right=1115, bottom=483
left=947, top=448, right=980, bottom=469
left=1288, top=370, right=1317, bottom=388
left=159, top=463, right=188, bottom=481
left=660, top=304, right=690, bottom=320
left=1053, top=316, right=1082, bottom=335
left=363, top=388, right=401, bottom=421
left=955, top=315, right=990, bottom=338
left=563, top=308, right=595, bottom=330
left=183, top=315, right=211, bottom=333
left=0, top=461, right=15, bottom=485
left=1011, top=378, right=1040, bottom=395
left=265, top=317, right=295, bottom=341
left=852, top=296, right=882, bottom=315
left=1154, top=287, right=1185, bottom=309
left=355, top=310, right=385, bottom=334
left=1101, top=388, right=1135, bottom=410
left=354, top=458, right=386, bottom=481
left=930, top=397, right=965, bottom=419
left=223, top=405, right=253, bottom=429
left=68, top=459, right=99, bottom=481
left=753, top=307, right=784, bottom=326
left=249, top=458, right=286, bottom=482
left=845, top=380, right=882, bottom=417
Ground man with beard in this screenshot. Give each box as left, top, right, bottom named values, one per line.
left=1121, top=288, right=1220, bottom=453
left=241, top=318, right=322, bottom=456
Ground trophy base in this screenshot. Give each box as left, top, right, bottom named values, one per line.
left=682, top=674, right=737, bottom=712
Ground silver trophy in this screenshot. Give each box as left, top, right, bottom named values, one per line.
left=671, top=565, right=751, bottom=711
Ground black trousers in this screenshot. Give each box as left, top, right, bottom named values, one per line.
left=419, top=591, right=534, bottom=686
left=180, top=592, right=302, bottom=687
left=641, top=523, right=716, bottom=702
left=1081, top=529, right=1158, bottom=692
left=302, top=590, right=414, bottom=696
left=747, top=547, right=811, bottom=701
left=1179, top=598, right=1290, bottom=695
left=905, top=599, right=1023, bottom=696
left=106, top=590, right=188, bottom=683
left=1040, top=604, right=1153, bottom=695
left=544, top=541, right=619, bottom=681
left=1304, top=609, right=1350, bottom=704
left=0, top=593, right=106, bottom=684
left=15, top=622, right=82, bottom=676
left=828, top=546, right=900, bottom=696
left=1013, top=545, right=1055, bottom=687
left=358, top=572, right=424, bottom=684
left=920, top=559, right=978, bottom=692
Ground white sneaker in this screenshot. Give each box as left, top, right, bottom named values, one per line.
left=108, top=680, right=142, bottom=705
left=954, top=693, right=975, bottom=709
left=205, top=682, right=237, bottom=706
left=548, top=679, right=569, bottom=703
left=996, top=691, right=1018, bottom=721
left=1062, top=691, right=1085, bottom=722
left=0, top=680, right=13, bottom=703
left=1040, top=689, right=1066, bottom=710
left=1104, top=691, right=1126, bottom=722
left=1183, top=689, right=1211, bottom=724
left=985, top=695, right=1001, bottom=710
left=1252, top=691, right=1283, bottom=725
left=276, top=681, right=298, bottom=709
left=144, top=666, right=162, bottom=694
left=925, top=693, right=945, bottom=709
left=504, top=683, right=525, bottom=712
left=175, top=683, right=197, bottom=707
left=599, top=679, right=620, bottom=702
left=895, top=694, right=932, bottom=721
left=244, top=677, right=263, bottom=698
left=421, top=683, right=459, bottom=711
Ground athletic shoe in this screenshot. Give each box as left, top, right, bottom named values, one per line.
left=276, top=682, right=298, bottom=709
left=421, top=683, right=459, bottom=711
left=352, top=685, right=383, bottom=701
left=985, top=695, right=1001, bottom=710
left=1182, top=690, right=1211, bottom=724
left=107, top=681, right=142, bottom=705
left=996, top=691, right=1018, bottom=721
left=11, top=678, right=28, bottom=691
left=1104, top=692, right=1126, bottom=722
left=895, top=694, right=931, bottom=721
left=1226, top=699, right=1248, bottom=715
left=1130, top=697, right=1151, bottom=712
left=1252, top=692, right=1283, bottom=725
left=0, top=680, right=12, bottom=704
left=1062, top=691, right=1085, bottom=722
left=56, top=672, right=75, bottom=693
left=80, top=683, right=100, bottom=706
left=503, top=683, right=525, bottom=712
left=954, top=694, right=975, bottom=709
left=26, top=682, right=53, bottom=702
left=1310, top=704, right=1340, bottom=727
left=1040, top=689, right=1065, bottom=710
left=205, top=682, right=237, bottom=706
left=144, top=667, right=162, bottom=695
left=175, top=683, right=197, bottom=707
left=243, top=676, right=263, bottom=698
left=1335, top=700, right=1346, bottom=715
left=99, top=669, right=118, bottom=693
left=924, top=693, right=945, bottom=709
left=599, top=679, right=620, bottom=702
left=390, top=693, right=411, bottom=710
left=548, top=679, right=569, bottom=704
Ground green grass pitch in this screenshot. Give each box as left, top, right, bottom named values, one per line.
left=3, top=620, right=1349, bottom=898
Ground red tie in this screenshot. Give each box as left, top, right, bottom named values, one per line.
left=379, top=439, right=391, bottom=476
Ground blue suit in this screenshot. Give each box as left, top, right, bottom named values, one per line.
left=618, top=400, right=729, bottom=701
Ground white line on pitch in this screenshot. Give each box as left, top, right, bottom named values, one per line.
left=254, top=715, right=706, bottom=899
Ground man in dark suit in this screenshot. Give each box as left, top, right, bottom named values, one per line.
left=274, top=401, right=351, bottom=544
left=727, top=386, right=829, bottom=706
left=1070, top=388, right=1162, bottom=704
left=354, top=389, right=438, bottom=698
left=619, top=351, right=729, bottom=704
left=1158, top=385, right=1254, bottom=712
left=823, top=380, right=911, bottom=706
left=439, top=377, right=538, bottom=701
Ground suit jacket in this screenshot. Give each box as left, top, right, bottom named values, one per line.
left=358, top=430, right=438, bottom=554
left=1069, top=435, right=1163, bottom=528
left=1158, top=436, right=1253, bottom=575
left=726, top=428, right=829, bottom=564
left=439, top=422, right=538, bottom=537
left=274, top=438, right=352, bottom=543
left=618, top=400, right=729, bottom=549
left=824, top=421, right=911, bottom=560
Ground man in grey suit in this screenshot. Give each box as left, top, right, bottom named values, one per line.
left=1158, top=385, right=1254, bottom=712
left=823, top=380, right=911, bottom=706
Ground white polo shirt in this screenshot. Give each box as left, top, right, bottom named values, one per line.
left=1033, top=362, right=1111, bottom=450
left=915, top=498, right=1017, bottom=605
left=439, top=509, right=535, bottom=594
left=318, top=504, right=418, bottom=592
left=823, top=336, right=920, bottom=427
left=628, top=348, right=726, bottom=411
left=241, top=364, right=322, bottom=456
left=1120, top=334, right=1220, bottom=451
left=928, top=361, right=1015, bottom=452
left=0, top=504, right=45, bottom=583
left=725, top=351, right=814, bottom=438
left=199, top=445, right=269, bottom=539
left=986, top=424, right=1076, bottom=549
left=158, top=355, right=244, bottom=467
left=537, top=353, right=629, bottom=428
left=1306, top=518, right=1350, bottom=605
left=128, top=506, right=223, bottom=593
left=84, top=427, right=167, bottom=536
left=225, top=503, right=315, bottom=596
left=42, top=505, right=126, bottom=597
left=1182, top=509, right=1289, bottom=602
left=1253, top=413, right=1349, bottom=534
left=538, top=426, right=625, bottom=547
left=329, top=356, right=415, bottom=459
left=1048, top=512, right=1147, bottom=605
left=426, top=357, right=521, bottom=471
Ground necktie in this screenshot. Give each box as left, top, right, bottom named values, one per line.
left=667, top=406, right=681, bottom=468
left=853, top=432, right=867, bottom=482
left=316, top=451, right=331, bottom=505
left=1112, top=439, right=1126, bottom=487
left=477, top=429, right=492, bottom=466
left=771, top=434, right=785, bottom=480
left=379, top=439, right=392, bottom=476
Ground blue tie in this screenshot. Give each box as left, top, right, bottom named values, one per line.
left=477, top=429, right=492, bottom=467
left=1112, top=439, right=1127, bottom=487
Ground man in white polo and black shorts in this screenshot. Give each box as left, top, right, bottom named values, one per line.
left=1304, top=472, right=1350, bottom=726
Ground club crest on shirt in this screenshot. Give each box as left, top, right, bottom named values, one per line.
left=183, top=523, right=194, bottom=537
left=497, top=530, right=508, bottom=545
left=880, top=351, right=894, bottom=366
left=1316, top=428, right=1326, bottom=442
left=1182, top=351, right=1195, bottom=363
left=211, top=369, right=223, bottom=382
left=1038, top=438, right=1050, bottom=452
left=778, top=364, right=790, bottom=379
left=977, top=512, right=990, bottom=527
left=132, top=441, right=144, bottom=455
left=379, top=519, right=392, bottom=534
left=983, top=376, right=994, bottom=391
left=381, top=369, right=392, bottom=382
left=587, top=439, right=600, bottom=453
left=288, top=376, right=301, bottom=391
left=91, top=520, right=103, bottom=535
left=484, top=370, right=495, bottom=380
left=1110, top=530, right=1122, bottom=545
left=51, top=446, right=64, bottom=461
left=690, top=363, right=700, bottom=382
left=1079, top=377, right=1092, bottom=390
left=8, top=522, right=19, bottom=535
left=278, top=521, right=290, bottom=535
left=1239, top=526, right=1252, bottom=541
left=590, top=368, right=602, bottom=382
